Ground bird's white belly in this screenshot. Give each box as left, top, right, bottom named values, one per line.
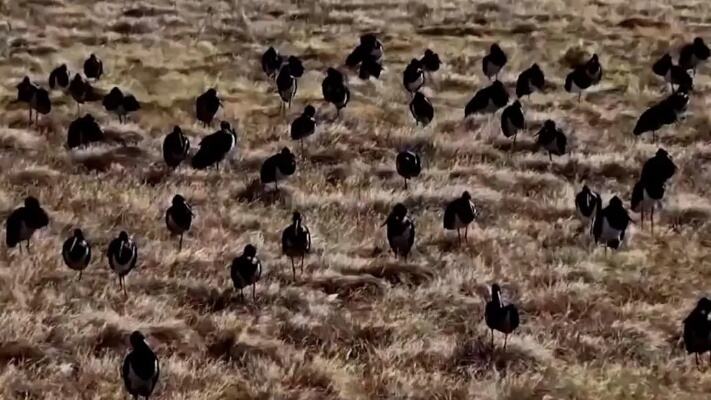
left=407, top=74, right=424, bottom=92
left=641, top=188, right=660, bottom=211
left=599, top=219, right=622, bottom=242
left=111, top=255, right=133, bottom=274
left=127, top=363, right=152, bottom=392
left=275, top=167, right=289, bottom=181
left=392, top=225, right=412, bottom=248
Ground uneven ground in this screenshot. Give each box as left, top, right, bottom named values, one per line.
left=1, top=0, right=711, bottom=398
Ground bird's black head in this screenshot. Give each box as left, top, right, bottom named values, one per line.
left=83, top=113, right=95, bottom=122
left=287, top=56, right=305, bottom=77
left=543, top=120, right=556, bottom=130
left=206, top=88, right=217, bottom=98
left=698, top=297, right=711, bottom=312
left=590, top=53, right=599, bottom=63
left=17, top=76, right=30, bottom=88
left=59, top=64, right=67, bottom=72
left=24, top=196, right=40, bottom=209
left=129, top=331, right=145, bottom=348
left=281, top=147, right=292, bottom=156
left=89, top=53, right=97, bottom=60
left=244, top=244, right=257, bottom=258
left=462, top=191, right=471, bottom=200
left=118, top=231, right=129, bottom=241
left=491, top=80, right=505, bottom=90
left=109, top=86, right=122, bottom=96
left=491, top=43, right=502, bottom=53
left=581, top=184, right=590, bottom=193
left=424, top=49, right=434, bottom=57
left=414, top=91, right=426, bottom=101
left=172, top=194, right=186, bottom=206
left=512, top=100, right=521, bottom=109
left=220, top=121, right=232, bottom=131
left=656, top=148, right=669, bottom=159
left=326, top=67, right=339, bottom=77
left=609, top=196, right=623, bottom=208
left=360, top=33, right=378, bottom=47
left=694, top=37, right=707, bottom=48
left=392, top=203, right=408, bottom=219
left=72, top=74, right=83, bottom=83
left=172, top=126, right=182, bottom=135
left=73, top=228, right=84, bottom=239
left=304, top=105, right=316, bottom=118
left=491, top=283, right=501, bottom=295
left=292, top=211, right=302, bottom=224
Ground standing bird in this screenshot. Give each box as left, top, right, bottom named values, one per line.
left=633, top=91, right=689, bottom=139
left=516, top=63, right=545, bottom=99
left=103, top=87, right=140, bottom=123
left=281, top=211, right=311, bottom=281
left=443, top=191, right=480, bottom=244
left=107, top=231, right=138, bottom=296
left=322, top=68, right=350, bottom=117
left=69, top=74, right=100, bottom=116
left=641, top=148, right=677, bottom=184
left=500, top=100, right=525, bottom=148
left=30, top=87, right=51, bottom=126
left=5, top=196, right=49, bottom=253
left=679, top=37, right=710, bottom=74
left=683, top=297, right=711, bottom=366
left=592, top=196, right=632, bottom=251
left=122, top=331, right=160, bottom=400
left=261, top=46, right=284, bottom=80
left=67, top=114, right=104, bottom=149
left=83, top=54, right=103, bottom=80
left=585, top=54, right=603, bottom=85
left=276, top=56, right=304, bottom=113
left=260, top=147, right=297, bottom=190
left=290, top=105, right=316, bottom=152
left=403, top=58, right=425, bottom=95
left=195, top=88, right=221, bottom=127
left=484, top=283, right=520, bottom=350
left=62, top=228, right=91, bottom=280
left=482, top=43, right=507, bottom=80
left=409, top=91, right=433, bottom=127
left=382, top=203, right=415, bottom=260
left=16, top=76, right=37, bottom=125
left=191, top=121, right=238, bottom=170
left=575, top=185, right=601, bottom=236
left=162, top=126, right=190, bottom=169
left=346, top=33, right=384, bottom=68
left=465, top=80, right=509, bottom=117
left=420, top=49, right=441, bottom=73
left=565, top=54, right=602, bottom=102
left=48, top=64, right=70, bottom=91
left=630, top=178, right=666, bottom=233
left=536, top=120, right=567, bottom=161
left=359, top=56, right=384, bottom=80
left=395, top=150, right=422, bottom=189
left=165, top=195, right=193, bottom=251
left=652, top=53, right=693, bottom=93
left=230, top=244, right=262, bottom=301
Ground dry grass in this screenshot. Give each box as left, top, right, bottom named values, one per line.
left=2, top=0, right=711, bottom=398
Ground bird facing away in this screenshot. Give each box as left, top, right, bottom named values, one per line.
left=443, top=191, right=480, bottom=244
left=191, top=121, right=237, bottom=170
left=162, top=126, right=190, bottom=168
left=261, top=46, right=284, bottom=80
left=30, top=86, right=51, bottom=126
left=383, top=203, right=415, bottom=260
left=420, top=49, right=441, bottom=72
left=16, top=76, right=38, bottom=125
left=565, top=54, right=602, bottom=102
left=195, top=88, right=221, bottom=127
left=5, top=196, right=49, bottom=253
left=409, top=91, right=434, bottom=127
left=683, top=297, right=711, bottom=366
left=322, top=68, right=350, bottom=116
left=464, top=80, right=509, bottom=117
left=49, top=64, right=70, bottom=91
left=575, top=185, right=602, bottom=237
left=358, top=56, right=384, bottom=80
left=641, top=148, right=677, bottom=184
left=165, top=195, right=193, bottom=251
left=482, top=43, right=507, bottom=80
left=103, top=87, right=140, bottom=123
left=62, top=228, right=91, bottom=280
left=500, top=100, right=525, bottom=148
left=260, top=147, right=297, bottom=190
left=281, top=211, right=311, bottom=281
left=67, top=114, right=104, bottom=149
left=631, top=149, right=677, bottom=232
left=485, top=283, right=520, bottom=351
left=290, top=105, right=316, bottom=152
left=592, top=196, right=632, bottom=251
left=276, top=58, right=304, bottom=113
left=403, top=58, right=425, bottom=94
left=516, top=63, right=545, bottom=98
left=346, top=33, right=384, bottom=68
left=68, top=74, right=101, bottom=115
left=679, top=37, right=710, bottom=73
left=83, top=54, right=103, bottom=80
left=652, top=53, right=693, bottom=93
left=107, top=231, right=138, bottom=296
left=536, top=120, right=567, bottom=161
left=231, top=244, right=263, bottom=301
left=633, top=90, right=689, bottom=139
left=395, top=150, right=422, bottom=189
left=122, top=331, right=160, bottom=400
left=585, top=54, right=603, bottom=84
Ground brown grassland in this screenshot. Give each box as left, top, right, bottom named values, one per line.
left=1, top=0, right=711, bottom=398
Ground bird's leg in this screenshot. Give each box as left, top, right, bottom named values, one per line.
left=549, top=152, right=553, bottom=162
left=291, top=257, right=296, bottom=281
left=35, top=110, right=38, bottom=127
left=123, top=278, right=127, bottom=297
left=503, top=334, right=508, bottom=351
left=300, top=256, right=304, bottom=274
left=577, top=92, right=581, bottom=103
left=640, top=209, right=644, bottom=229
left=76, top=102, right=80, bottom=117
left=240, top=288, right=244, bottom=301
left=457, top=229, right=461, bottom=244
left=464, top=225, right=468, bottom=241
left=651, top=207, right=654, bottom=235
left=275, top=179, right=279, bottom=191
left=26, top=240, right=31, bottom=253
left=179, top=234, right=183, bottom=251
left=252, top=283, right=256, bottom=301
left=512, top=134, right=517, bottom=151
left=28, top=106, right=32, bottom=126
left=490, top=329, right=494, bottom=349
left=78, top=271, right=82, bottom=281
left=696, top=353, right=700, bottom=367
left=404, top=178, right=408, bottom=190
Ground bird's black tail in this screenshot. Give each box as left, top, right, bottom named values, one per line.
left=191, top=148, right=213, bottom=169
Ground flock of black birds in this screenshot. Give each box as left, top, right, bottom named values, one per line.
left=5, top=32, right=711, bottom=397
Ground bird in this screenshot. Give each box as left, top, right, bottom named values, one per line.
left=679, top=37, right=710, bottom=74
left=103, top=87, right=140, bottom=123
left=409, top=91, right=434, bottom=127
left=630, top=178, right=666, bottom=233
left=403, top=58, right=425, bottom=94
left=30, top=86, right=51, bottom=126
left=516, top=63, right=545, bottom=98
left=62, top=228, right=91, bottom=280
left=48, top=64, right=70, bottom=91
left=276, top=57, right=304, bottom=113
left=322, top=67, right=350, bottom=117
left=652, top=53, right=693, bottom=92
left=122, top=331, right=160, bottom=400
left=500, top=100, right=525, bottom=148
left=641, top=148, right=677, bottom=184
left=584, top=54, right=603, bottom=85
left=358, top=56, right=384, bottom=80
left=16, top=76, right=37, bottom=124
left=482, top=43, right=507, bottom=80
left=464, top=80, right=509, bottom=117
left=191, top=121, right=238, bottom=170
left=346, top=33, right=384, bottom=68
left=290, top=105, right=316, bottom=152
left=396, top=150, right=422, bottom=189
left=592, top=196, right=632, bottom=251
left=83, top=53, right=103, bottom=80
left=443, top=191, right=480, bottom=244
left=162, top=126, right=190, bottom=168
left=260, top=147, right=297, bottom=190
left=281, top=211, right=311, bottom=281
left=107, top=231, right=138, bottom=296
left=484, top=283, right=520, bottom=351
left=633, top=91, right=689, bottom=139
left=5, top=196, right=49, bottom=254
left=420, top=49, right=441, bottom=73
left=382, top=203, right=415, bottom=259
left=165, top=195, right=193, bottom=251
left=195, top=88, right=221, bottom=127
left=67, top=114, right=104, bottom=149
left=230, top=244, right=262, bottom=301
left=261, top=46, right=284, bottom=80
left=68, top=74, right=100, bottom=116
left=575, top=185, right=602, bottom=236
left=683, top=297, right=711, bottom=366
left=564, top=67, right=594, bottom=103
left=536, top=120, right=567, bottom=161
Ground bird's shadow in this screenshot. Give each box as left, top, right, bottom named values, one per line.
left=236, top=179, right=292, bottom=206
left=448, top=335, right=539, bottom=378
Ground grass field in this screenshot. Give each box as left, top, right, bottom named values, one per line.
left=2, top=0, right=711, bottom=398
